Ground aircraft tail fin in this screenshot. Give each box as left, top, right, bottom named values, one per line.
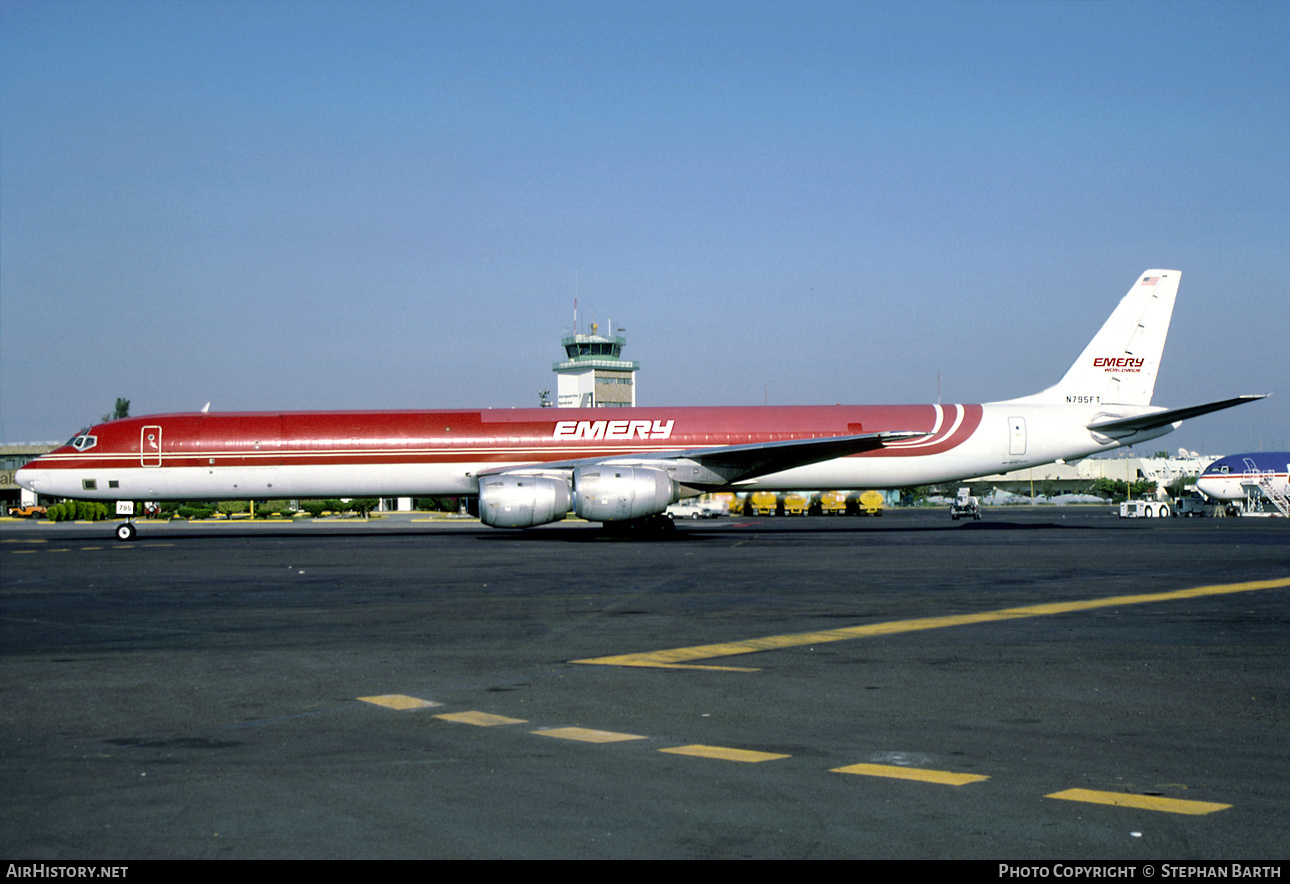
left=1021, top=270, right=1180, bottom=406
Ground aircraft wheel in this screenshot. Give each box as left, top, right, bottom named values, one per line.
left=115, top=522, right=137, bottom=542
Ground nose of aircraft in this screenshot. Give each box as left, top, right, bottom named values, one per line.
left=1195, top=474, right=1228, bottom=500
left=14, top=448, right=66, bottom=494
left=15, top=459, right=43, bottom=491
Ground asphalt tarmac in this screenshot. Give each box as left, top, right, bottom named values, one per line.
left=2, top=508, right=1288, bottom=859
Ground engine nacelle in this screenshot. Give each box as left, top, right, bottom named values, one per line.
left=574, top=466, right=676, bottom=522
left=478, top=475, right=572, bottom=528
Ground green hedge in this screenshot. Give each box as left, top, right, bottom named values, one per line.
left=45, top=501, right=109, bottom=521
left=296, top=499, right=378, bottom=517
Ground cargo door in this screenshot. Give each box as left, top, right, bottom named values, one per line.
left=1008, top=416, right=1027, bottom=456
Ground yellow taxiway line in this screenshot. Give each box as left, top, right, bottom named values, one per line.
left=573, top=577, right=1290, bottom=671
left=435, top=710, right=528, bottom=726
left=358, top=694, right=442, bottom=711
left=533, top=727, right=647, bottom=744
left=832, top=762, right=989, bottom=785
left=659, top=744, right=789, bottom=763
left=1046, top=788, right=1230, bottom=815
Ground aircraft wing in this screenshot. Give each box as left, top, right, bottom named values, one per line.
left=1087, top=394, right=1268, bottom=436
left=482, top=430, right=927, bottom=485
left=672, top=430, right=927, bottom=484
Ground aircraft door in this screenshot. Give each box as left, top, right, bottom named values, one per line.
left=141, top=425, right=162, bottom=467
left=1008, top=416, right=1027, bottom=456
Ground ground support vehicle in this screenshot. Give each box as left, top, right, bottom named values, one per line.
left=950, top=487, right=981, bottom=520
left=1119, top=499, right=1172, bottom=518
left=783, top=493, right=809, bottom=516
left=665, top=501, right=721, bottom=520
left=856, top=489, right=885, bottom=516
left=749, top=492, right=778, bottom=516
left=1172, top=492, right=1209, bottom=517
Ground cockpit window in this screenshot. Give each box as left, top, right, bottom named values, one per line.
left=69, top=434, right=98, bottom=452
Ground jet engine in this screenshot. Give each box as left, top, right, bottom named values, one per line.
left=573, top=466, right=676, bottom=522
left=478, top=475, right=572, bottom=528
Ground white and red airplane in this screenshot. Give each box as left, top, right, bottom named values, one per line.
left=17, top=270, right=1265, bottom=540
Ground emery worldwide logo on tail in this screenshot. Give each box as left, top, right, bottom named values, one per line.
left=553, top=419, right=675, bottom=440
left=1089, top=275, right=1154, bottom=374
left=1092, top=356, right=1145, bottom=373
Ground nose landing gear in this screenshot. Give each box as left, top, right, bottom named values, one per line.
left=114, top=500, right=138, bottom=541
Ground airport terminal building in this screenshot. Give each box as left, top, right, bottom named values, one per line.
left=1, top=444, right=55, bottom=508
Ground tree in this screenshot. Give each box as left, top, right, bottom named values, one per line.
left=1129, top=479, right=1157, bottom=498
left=102, top=398, right=130, bottom=422
left=1093, top=477, right=1128, bottom=500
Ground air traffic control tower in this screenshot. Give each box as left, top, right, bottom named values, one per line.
left=554, top=322, right=638, bottom=407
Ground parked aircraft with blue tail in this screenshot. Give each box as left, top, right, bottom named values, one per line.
left=1196, top=453, right=1290, bottom=516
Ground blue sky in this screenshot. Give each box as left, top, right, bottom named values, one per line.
left=2, top=0, right=1286, bottom=452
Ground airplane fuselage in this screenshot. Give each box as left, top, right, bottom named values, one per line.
left=1195, top=452, right=1290, bottom=502
left=17, top=401, right=1170, bottom=503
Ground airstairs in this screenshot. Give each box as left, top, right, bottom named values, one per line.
left=1239, top=457, right=1290, bottom=517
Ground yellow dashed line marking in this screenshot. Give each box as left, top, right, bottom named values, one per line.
left=360, top=705, right=1234, bottom=811
left=659, top=744, right=789, bottom=763
left=832, top=762, right=989, bottom=785
left=573, top=577, right=1290, bottom=670
left=7, top=540, right=168, bottom=553
left=2, top=539, right=47, bottom=543
left=435, top=710, right=528, bottom=727
left=533, top=727, right=647, bottom=744
left=1046, top=788, right=1231, bottom=815
left=358, top=694, right=442, bottom=711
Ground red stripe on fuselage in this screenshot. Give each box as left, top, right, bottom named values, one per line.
left=23, top=404, right=984, bottom=473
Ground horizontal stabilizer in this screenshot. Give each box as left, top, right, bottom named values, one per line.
left=1087, top=395, right=1267, bottom=436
